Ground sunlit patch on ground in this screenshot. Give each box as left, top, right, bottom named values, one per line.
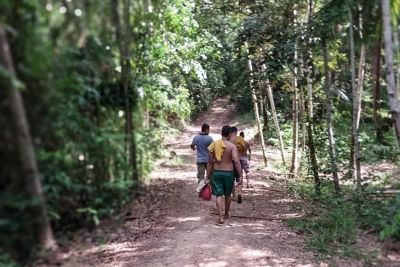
left=168, top=216, right=202, bottom=223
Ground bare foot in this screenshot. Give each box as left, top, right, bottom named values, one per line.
left=218, top=218, right=224, bottom=224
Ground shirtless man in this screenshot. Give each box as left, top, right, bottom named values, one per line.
left=239, top=131, right=252, bottom=188
left=205, top=126, right=243, bottom=224
left=228, top=127, right=242, bottom=203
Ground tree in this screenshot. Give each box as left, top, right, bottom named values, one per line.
left=303, top=0, right=320, bottom=191
left=372, top=36, right=383, bottom=142
left=290, top=6, right=300, bottom=178
left=112, top=0, right=139, bottom=181
left=323, top=41, right=340, bottom=193
left=245, top=41, right=268, bottom=166
left=0, top=24, right=57, bottom=250
left=381, top=0, right=400, bottom=146
left=263, top=68, right=286, bottom=166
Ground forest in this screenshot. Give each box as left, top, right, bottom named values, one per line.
left=1, top=0, right=400, bottom=266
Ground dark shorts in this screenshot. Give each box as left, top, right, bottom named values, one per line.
left=211, top=170, right=235, bottom=197
left=240, top=157, right=250, bottom=173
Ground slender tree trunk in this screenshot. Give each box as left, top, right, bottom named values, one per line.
left=323, top=41, right=340, bottom=193
left=245, top=42, right=268, bottom=166
left=304, top=0, right=320, bottom=192
left=290, top=72, right=299, bottom=177
left=258, top=90, right=264, bottom=121
left=297, top=34, right=306, bottom=157
left=112, top=0, right=139, bottom=181
left=372, top=37, right=383, bottom=142
left=262, top=64, right=286, bottom=166
left=305, top=74, right=320, bottom=192
left=349, top=5, right=366, bottom=190
left=354, top=45, right=366, bottom=191
left=261, top=83, right=269, bottom=134
left=266, top=80, right=286, bottom=165
left=299, top=89, right=306, bottom=151
left=393, top=21, right=400, bottom=98
left=348, top=6, right=357, bottom=179
left=290, top=7, right=299, bottom=178
left=0, top=25, right=57, bottom=250
left=123, top=0, right=139, bottom=181
left=381, top=0, right=400, bottom=146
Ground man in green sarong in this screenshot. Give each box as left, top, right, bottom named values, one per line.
left=205, top=125, right=243, bottom=224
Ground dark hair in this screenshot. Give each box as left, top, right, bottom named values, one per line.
left=221, top=126, right=231, bottom=137
left=201, top=123, right=210, bottom=132
left=230, top=126, right=238, bottom=133
left=239, top=131, right=244, bottom=137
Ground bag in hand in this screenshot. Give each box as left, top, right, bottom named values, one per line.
left=199, top=184, right=212, bottom=201
left=196, top=180, right=207, bottom=193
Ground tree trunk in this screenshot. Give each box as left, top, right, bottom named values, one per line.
left=381, top=0, right=400, bottom=146
left=112, top=0, right=139, bottom=181
left=372, top=37, right=383, bottom=142
left=348, top=6, right=357, bottom=180
left=290, top=73, right=299, bottom=177
left=304, top=0, right=320, bottom=192
left=258, top=90, right=264, bottom=122
left=290, top=6, right=299, bottom=178
left=354, top=45, right=366, bottom=191
left=305, top=72, right=320, bottom=192
left=349, top=4, right=366, bottom=190
left=297, top=23, right=306, bottom=157
left=393, top=20, right=400, bottom=98
left=261, top=64, right=286, bottom=166
left=261, top=83, right=269, bottom=134
left=0, top=25, right=57, bottom=250
left=245, top=42, right=268, bottom=166
left=299, top=90, right=306, bottom=151
left=323, top=41, right=340, bottom=193
left=262, top=64, right=286, bottom=166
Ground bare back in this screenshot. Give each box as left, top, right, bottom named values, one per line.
left=213, top=140, right=238, bottom=171
left=240, top=141, right=250, bottom=157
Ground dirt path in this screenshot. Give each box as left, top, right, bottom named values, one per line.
left=38, top=99, right=326, bottom=267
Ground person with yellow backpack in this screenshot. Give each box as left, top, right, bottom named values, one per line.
left=228, top=127, right=252, bottom=203
left=238, top=131, right=251, bottom=188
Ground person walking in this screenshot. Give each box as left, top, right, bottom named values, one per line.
left=206, top=126, right=242, bottom=224
left=191, top=123, right=213, bottom=184
left=228, top=127, right=242, bottom=203
left=239, top=131, right=252, bottom=188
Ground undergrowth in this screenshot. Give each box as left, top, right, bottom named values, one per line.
left=286, top=181, right=360, bottom=258
left=284, top=179, right=400, bottom=261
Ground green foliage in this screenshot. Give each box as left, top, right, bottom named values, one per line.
left=287, top=179, right=400, bottom=261
left=380, top=209, right=400, bottom=240
left=287, top=181, right=359, bottom=257
left=1, top=0, right=227, bottom=263
left=288, top=205, right=357, bottom=256
left=359, top=194, right=400, bottom=240
left=0, top=249, right=19, bottom=267
left=2, top=0, right=400, bottom=265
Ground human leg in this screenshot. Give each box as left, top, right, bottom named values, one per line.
left=223, top=171, right=235, bottom=214
left=216, top=196, right=224, bottom=223
left=224, top=196, right=232, bottom=218
left=211, top=171, right=225, bottom=223
left=240, top=157, right=250, bottom=189
left=197, top=162, right=206, bottom=183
